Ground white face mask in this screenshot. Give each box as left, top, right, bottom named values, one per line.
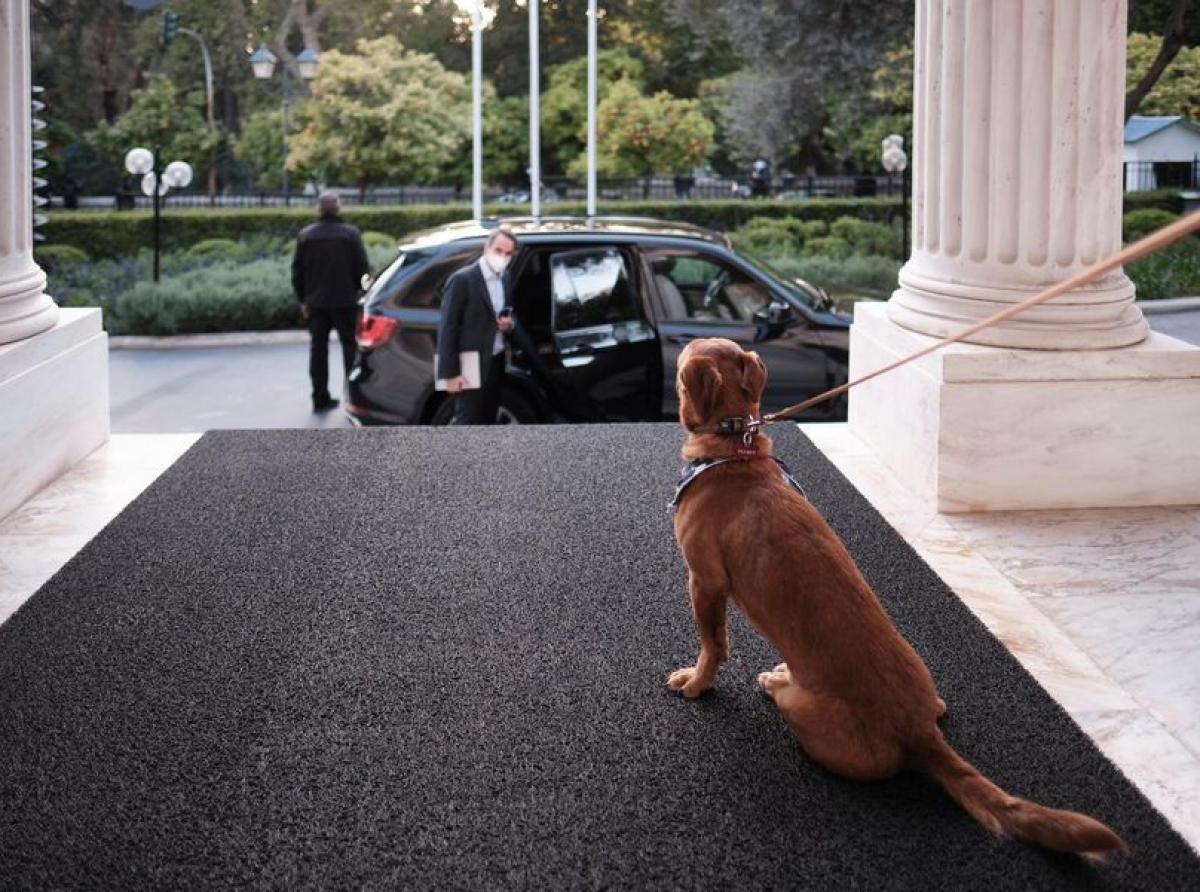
left=486, top=251, right=511, bottom=275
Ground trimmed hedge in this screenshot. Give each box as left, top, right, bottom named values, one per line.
left=1122, top=189, right=1187, bottom=215
left=45, top=192, right=1182, bottom=262
left=42, top=198, right=904, bottom=260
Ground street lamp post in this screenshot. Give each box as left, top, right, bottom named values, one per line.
left=249, top=44, right=319, bottom=205
left=882, top=134, right=908, bottom=259
left=177, top=26, right=216, bottom=202
left=125, top=147, right=193, bottom=282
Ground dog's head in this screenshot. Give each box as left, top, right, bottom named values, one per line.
left=676, top=338, right=767, bottom=432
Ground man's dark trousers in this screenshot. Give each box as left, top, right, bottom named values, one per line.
left=309, top=306, right=358, bottom=402
left=453, top=352, right=505, bottom=424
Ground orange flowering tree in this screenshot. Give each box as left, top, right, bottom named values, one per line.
left=576, top=79, right=715, bottom=195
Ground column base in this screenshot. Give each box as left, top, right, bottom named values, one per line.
left=888, top=266, right=1148, bottom=350
left=848, top=302, right=1200, bottom=512
left=0, top=308, right=110, bottom=521
left=0, top=264, right=58, bottom=346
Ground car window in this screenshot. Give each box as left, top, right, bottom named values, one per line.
left=648, top=250, right=772, bottom=323
left=363, top=246, right=438, bottom=308
left=550, top=248, right=640, bottom=330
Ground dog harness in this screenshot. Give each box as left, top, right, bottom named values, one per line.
left=669, top=455, right=807, bottom=512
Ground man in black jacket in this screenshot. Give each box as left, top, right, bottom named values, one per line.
left=292, top=191, right=370, bottom=412
left=436, top=228, right=518, bottom=424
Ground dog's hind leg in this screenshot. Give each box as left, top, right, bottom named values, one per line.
left=757, top=673, right=904, bottom=782
left=668, top=573, right=729, bottom=699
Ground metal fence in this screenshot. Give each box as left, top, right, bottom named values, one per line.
left=53, top=173, right=910, bottom=212
left=50, top=166, right=1200, bottom=212
left=1123, top=160, right=1200, bottom=193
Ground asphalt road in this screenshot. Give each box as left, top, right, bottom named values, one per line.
left=109, top=341, right=353, bottom=433
left=1145, top=305, right=1200, bottom=345
left=108, top=308, right=1200, bottom=434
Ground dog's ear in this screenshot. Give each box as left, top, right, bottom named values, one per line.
left=678, top=354, right=724, bottom=420
left=740, top=350, right=767, bottom=401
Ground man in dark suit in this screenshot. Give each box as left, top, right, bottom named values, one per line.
left=436, top=228, right=518, bottom=424
left=292, top=191, right=370, bottom=412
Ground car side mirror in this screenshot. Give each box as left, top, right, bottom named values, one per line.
left=756, top=300, right=794, bottom=327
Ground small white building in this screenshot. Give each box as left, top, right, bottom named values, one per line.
left=1123, top=115, right=1200, bottom=191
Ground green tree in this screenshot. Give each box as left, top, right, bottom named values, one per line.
left=87, top=75, right=220, bottom=188
left=446, top=87, right=530, bottom=189
left=671, top=0, right=912, bottom=166
left=1126, top=0, right=1200, bottom=119
left=578, top=79, right=714, bottom=194
left=481, top=93, right=530, bottom=185
left=234, top=107, right=287, bottom=189
left=541, top=49, right=645, bottom=174
left=826, top=44, right=913, bottom=172
left=1126, top=31, right=1200, bottom=118
left=288, top=36, right=470, bottom=195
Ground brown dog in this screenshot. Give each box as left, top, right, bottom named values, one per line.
left=668, top=337, right=1126, bottom=859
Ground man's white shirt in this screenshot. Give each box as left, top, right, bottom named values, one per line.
left=478, top=257, right=505, bottom=355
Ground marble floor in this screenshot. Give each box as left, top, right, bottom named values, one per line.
left=0, top=427, right=1197, bottom=856
left=0, top=434, right=200, bottom=624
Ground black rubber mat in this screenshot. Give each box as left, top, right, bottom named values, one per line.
left=0, top=425, right=1196, bottom=889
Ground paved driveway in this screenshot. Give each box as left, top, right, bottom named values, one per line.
left=1145, top=305, right=1200, bottom=345
left=109, top=340, right=353, bottom=433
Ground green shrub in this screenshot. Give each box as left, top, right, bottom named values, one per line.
left=41, top=198, right=903, bottom=260
left=1127, top=238, right=1200, bottom=299
left=830, top=216, right=900, bottom=259
left=43, top=193, right=1187, bottom=261
left=34, top=244, right=89, bottom=273
left=362, top=230, right=396, bottom=248
left=744, top=215, right=806, bottom=238
left=799, top=219, right=829, bottom=240
left=1123, top=207, right=1179, bottom=243
left=769, top=254, right=901, bottom=299
left=109, top=257, right=300, bottom=335
left=802, top=236, right=852, bottom=260
left=732, top=223, right=798, bottom=255
left=188, top=238, right=243, bottom=260
left=1123, top=189, right=1184, bottom=215
left=366, top=243, right=398, bottom=273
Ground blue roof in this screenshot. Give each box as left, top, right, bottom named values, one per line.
left=1125, top=115, right=1191, bottom=143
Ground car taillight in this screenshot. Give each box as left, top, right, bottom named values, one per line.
left=356, top=310, right=400, bottom=351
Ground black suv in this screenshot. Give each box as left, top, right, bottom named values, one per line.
left=346, top=216, right=851, bottom=425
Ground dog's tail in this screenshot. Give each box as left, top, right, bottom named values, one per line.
left=910, top=730, right=1127, bottom=860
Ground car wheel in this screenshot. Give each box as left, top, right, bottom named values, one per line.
left=430, top=389, right=538, bottom=425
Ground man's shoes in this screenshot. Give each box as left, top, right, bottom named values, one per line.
left=312, top=396, right=340, bottom=413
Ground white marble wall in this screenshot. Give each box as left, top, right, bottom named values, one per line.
left=0, top=309, right=110, bottom=520
left=850, top=302, right=1200, bottom=511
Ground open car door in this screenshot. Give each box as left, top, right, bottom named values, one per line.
left=549, top=247, right=661, bottom=421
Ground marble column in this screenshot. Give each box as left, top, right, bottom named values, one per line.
left=0, top=0, right=57, bottom=346
left=0, top=0, right=108, bottom=522
left=848, top=0, right=1200, bottom=512
left=889, top=0, right=1147, bottom=350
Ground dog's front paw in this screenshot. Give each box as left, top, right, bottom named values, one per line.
left=668, top=666, right=712, bottom=699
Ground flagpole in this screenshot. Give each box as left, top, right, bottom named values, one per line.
left=471, top=2, right=483, bottom=222
left=586, top=0, right=597, bottom=217
left=529, top=0, right=541, bottom=219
